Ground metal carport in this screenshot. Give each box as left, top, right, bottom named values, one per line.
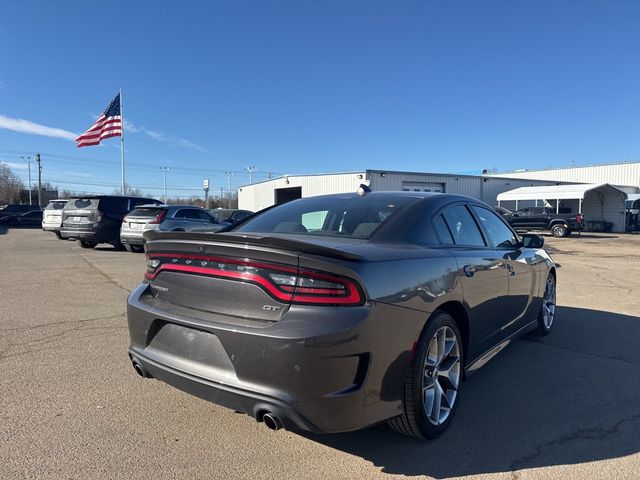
left=496, top=184, right=628, bottom=233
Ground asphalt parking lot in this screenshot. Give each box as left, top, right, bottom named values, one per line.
left=1, top=227, right=639, bottom=480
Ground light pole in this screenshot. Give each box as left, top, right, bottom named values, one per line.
left=245, top=166, right=257, bottom=184
left=224, top=171, right=234, bottom=208
left=159, top=166, right=170, bottom=204
left=35, top=153, right=42, bottom=207
left=20, top=155, right=32, bottom=205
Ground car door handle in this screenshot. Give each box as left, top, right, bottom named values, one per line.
left=463, top=265, right=476, bottom=277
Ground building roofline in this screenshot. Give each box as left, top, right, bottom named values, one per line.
left=238, top=171, right=367, bottom=188
left=493, top=160, right=640, bottom=175
left=239, top=168, right=568, bottom=188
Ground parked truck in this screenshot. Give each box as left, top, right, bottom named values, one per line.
left=495, top=206, right=584, bottom=237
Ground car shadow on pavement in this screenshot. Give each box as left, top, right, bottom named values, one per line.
left=301, top=306, right=640, bottom=478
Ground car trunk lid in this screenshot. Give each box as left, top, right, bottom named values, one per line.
left=143, top=231, right=364, bottom=323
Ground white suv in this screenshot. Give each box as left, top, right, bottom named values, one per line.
left=42, top=199, right=68, bottom=238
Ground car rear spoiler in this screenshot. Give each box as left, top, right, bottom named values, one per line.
left=143, top=231, right=364, bottom=262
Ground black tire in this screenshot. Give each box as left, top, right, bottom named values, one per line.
left=77, top=240, right=97, bottom=249
left=535, top=273, right=556, bottom=336
left=124, top=244, right=133, bottom=252
left=550, top=224, right=569, bottom=238
left=131, top=244, right=144, bottom=253
left=8, top=218, right=18, bottom=227
left=112, top=239, right=125, bottom=251
left=388, top=311, right=464, bottom=439
left=54, top=231, right=63, bottom=239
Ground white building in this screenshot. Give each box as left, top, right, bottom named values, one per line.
left=490, top=161, right=640, bottom=192
left=238, top=170, right=567, bottom=212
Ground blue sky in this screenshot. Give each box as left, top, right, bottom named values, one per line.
left=1, top=0, right=639, bottom=199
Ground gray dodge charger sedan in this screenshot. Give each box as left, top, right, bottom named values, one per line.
left=127, top=191, right=556, bottom=439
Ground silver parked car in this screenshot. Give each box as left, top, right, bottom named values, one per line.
left=42, top=199, right=68, bottom=238
left=120, top=205, right=226, bottom=252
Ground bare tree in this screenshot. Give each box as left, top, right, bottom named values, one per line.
left=0, top=162, right=25, bottom=205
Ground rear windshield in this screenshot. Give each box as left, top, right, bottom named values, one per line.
left=127, top=207, right=166, bottom=217
left=234, top=195, right=418, bottom=239
left=68, top=198, right=99, bottom=209
left=45, top=201, right=67, bottom=210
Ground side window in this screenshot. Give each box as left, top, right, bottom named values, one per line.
left=173, top=209, right=190, bottom=219
left=441, top=205, right=486, bottom=247
left=433, top=214, right=454, bottom=245
left=183, top=209, right=201, bottom=219
left=200, top=210, right=215, bottom=222
left=472, top=206, right=518, bottom=248
left=195, top=209, right=212, bottom=221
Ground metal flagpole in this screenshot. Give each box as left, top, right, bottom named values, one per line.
left=120, top=88, right=125, bottom=195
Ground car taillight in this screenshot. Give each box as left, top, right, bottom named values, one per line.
left=144, top=253, right=364, bottom=306
left=149, top=210, right=168, bottom=224
left=576, top=214, right=584, bottom=223
left=95, top=210, right=103, bottom=222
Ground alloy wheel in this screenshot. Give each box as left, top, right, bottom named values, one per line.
left=423, top=326, right=461, bottom=426
left=543, top=276, right=556, bottom=329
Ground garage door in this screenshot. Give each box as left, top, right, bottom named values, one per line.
left=402, top=182, right=444, bottom=193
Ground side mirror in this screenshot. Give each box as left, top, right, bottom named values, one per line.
left=521, top=233, right=544, bottom=249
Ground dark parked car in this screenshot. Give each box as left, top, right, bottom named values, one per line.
left=496, top=206, right=584, bottom=237
left=60, top=195, right=161, bottom=249
left=0, top=209, right=43, bottom=226
left=127, top=192, right=556, bottom=439
left=209, top=208, right=254, bottom=224
left=0, top=204, right=40, bottom=219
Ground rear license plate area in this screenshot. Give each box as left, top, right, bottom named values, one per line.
left=145, top=322, right=236, bottom=379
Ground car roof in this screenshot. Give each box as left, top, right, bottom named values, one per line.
left=130, top=204, right=205, bottom=210
left=67, top=195, right=159, bottom=200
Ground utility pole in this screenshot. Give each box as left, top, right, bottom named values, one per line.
left=159, top=167, right=170, bottom=203
left=20, top=155, right=32, bottom=205
left=224, top=171, right=234, bottom=208
left=35, top=153, right=42, bottom=207
left=245, top=166, right=257, bottom=184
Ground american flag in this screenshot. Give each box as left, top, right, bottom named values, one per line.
left=75, top=93, right=122, bottom=147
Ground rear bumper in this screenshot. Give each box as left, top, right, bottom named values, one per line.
left=121, top=232, right=146, bottom=245
left=127, top=283, right=426, bottom=433
left=60, top=227, right=97, bottom=240
left=129, top=350, right=320, bottom=432
left=42, top=224, right=61, bottom=232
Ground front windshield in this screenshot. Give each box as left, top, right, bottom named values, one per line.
left=234, top=194, right=418, bottom=239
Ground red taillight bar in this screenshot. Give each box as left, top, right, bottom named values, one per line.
left=144, top=253, right=364, bottom=306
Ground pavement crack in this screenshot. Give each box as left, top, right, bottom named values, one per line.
left=522, top=338, right=640, bottom=368
left=73, top=251, right=131, bottom=293
left=0, top=313, right=126, bottom=361
left=509, top=410, right=640, bottom=472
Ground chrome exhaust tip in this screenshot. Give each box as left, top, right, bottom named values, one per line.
left=132, top=361, right=151, bottom=378
left=262, top=413, right=283, bottom=431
